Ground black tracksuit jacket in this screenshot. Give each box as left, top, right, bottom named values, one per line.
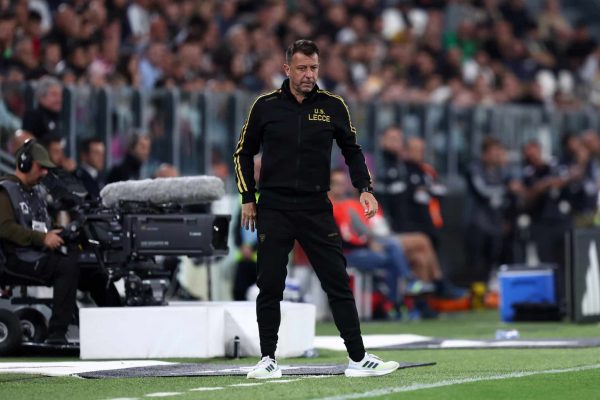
left=233, top=80, right=371, bottom=209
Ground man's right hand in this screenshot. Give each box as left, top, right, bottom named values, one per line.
left=241, top=202, right=257, bottom=232
left=43, top=229, right=64, bottom=250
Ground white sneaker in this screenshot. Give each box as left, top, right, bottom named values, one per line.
left=344, top=353, right=400, bottom=377
left=246, top=356, right=282, bottom=379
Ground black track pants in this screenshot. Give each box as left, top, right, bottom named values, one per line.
left=255, top=207, right=365, bottom=360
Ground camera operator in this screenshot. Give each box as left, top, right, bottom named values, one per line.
left=0, top=139, right=119, bottom=345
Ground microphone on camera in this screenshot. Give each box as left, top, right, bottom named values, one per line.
left=100, top=176, right=225, bottom=208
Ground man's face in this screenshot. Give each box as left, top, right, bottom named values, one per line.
left=26, top=162, right=48, bottom=185
left=284, top=52, right=319, bottom=96
left=133, top=137, right=151, bottom=162
left=381, top=128, right=404, bottom=155
left=523, top=143, right=542, bottom=165
left=39, top=85, right=63, bottom=113
left=47, top=142, right=65, bottom=166
left=406, top=138, right=425, bottom=163
left=329, top=172, right=348, bottom=200
left=84, top=142, right=105, bottom=171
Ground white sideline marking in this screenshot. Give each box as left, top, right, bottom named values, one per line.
left=315, top=334, right=431, bottom=351
left=188, top=387, right=224, bottom=391
left=312, top=363, right=600, bottom=400
left=105, top=398, right=140, bottom=400
left=0, top=361, right=174, bottom=376
left=144, top=393, right=182, bottom=398
left=229, top=383, right=264, bottom=387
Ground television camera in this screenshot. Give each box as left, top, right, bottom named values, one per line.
left=44, top=171, right=230, bottom=306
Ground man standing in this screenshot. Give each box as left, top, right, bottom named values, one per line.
left=233, top=40, right=399, bottom=379
left=464, top=137, right=510, bottom=283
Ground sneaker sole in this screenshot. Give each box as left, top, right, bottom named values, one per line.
left=344, top=365, right=399, bottom=377
left=247, top=369, right=283, bottom=379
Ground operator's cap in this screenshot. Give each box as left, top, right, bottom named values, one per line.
left=16, top=140, right=57, bottom=169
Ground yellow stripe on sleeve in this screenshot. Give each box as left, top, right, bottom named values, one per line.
left=233, top=90, right=280, bottom=193
left=317, top=90, right=357, bottom=134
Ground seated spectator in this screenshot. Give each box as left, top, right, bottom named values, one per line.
left=40, top=134, right=76, bottom=172
left=74, top=137, right=106, bottom=201
left=7, top=129, right=35, bottom=155
left=21, top=76, right=64, bottom=141
left=329, top=168, right=435, bottom=318
left=153, top=163, right=179, bottom=178
left=106, top=132, right=151, bottom=183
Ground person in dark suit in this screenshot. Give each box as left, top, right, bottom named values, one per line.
left=106, top=133, right=151, bottom=183
left=74, top=138, right=106, bottom=201
left=21, top=76, right=64, bottom=141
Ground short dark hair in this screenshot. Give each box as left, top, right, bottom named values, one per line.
left=80, top=137, right=103, bottom=154
left=481, top=137, right=502, bottom=154
left=39, top=134, right=62, bottom=148
left=285, top=39, right=319, bottom=64
left=127, top=129, right=149, bottom=152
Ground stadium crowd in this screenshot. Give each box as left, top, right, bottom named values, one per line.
left=0, top=0, right=599, bottom=320
left=0, top=0, right=599, bottom=109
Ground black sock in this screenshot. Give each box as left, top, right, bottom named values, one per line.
left=349, top=351, right=366, bottom=363
left=262, top=353, right=275, bottom=360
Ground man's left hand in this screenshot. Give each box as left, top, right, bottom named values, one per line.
left=360, top=192, right=378, bottom=219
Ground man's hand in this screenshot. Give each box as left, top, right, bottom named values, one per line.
left=241, top=202, right=257, bottom=232
left=43, top=229, right=64, bottom=250
left=360, top=192, right=378, bottom=219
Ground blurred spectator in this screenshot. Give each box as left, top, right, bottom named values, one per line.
left=537, top=0, right=572, bottom=42
left=558, top=133, right=599, bottom=227
left=40, top=134, right=76, bottom=172
left=0, top=0, right=594, bottom=110
left=521, top=140, right=573, bottom=305
left=139, top=41, right=168, bottom=89
left=21, top=76, right=63, bottom=141
left=7, top=128, right=34, bottom=154
left=74, top=137, right=106, bottom=200
left=464, top=137, right=510, bottom=283
left=106, top=132, right=151, bottom=183
left=566, top=21, right=597, bottom=70
left=153, top=162, right=179, bottom=178
left=0, top=12, right=17, bottom=69
left=499, top=0, right=535, bottom=38
left=405, top=136, right=446, bottom=247
left=330, top=168, right=416, bottom=316
left=375, top=125, right=407, bottom=233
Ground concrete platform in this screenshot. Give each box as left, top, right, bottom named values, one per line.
left=79, top=301, right=315, bottom=360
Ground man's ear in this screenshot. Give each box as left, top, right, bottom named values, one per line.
left=283, top=64, right=290, bottom=77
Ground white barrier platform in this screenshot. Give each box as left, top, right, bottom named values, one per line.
left=80, top=301, right=315, bottom=360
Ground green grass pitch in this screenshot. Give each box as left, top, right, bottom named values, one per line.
left=1, top=311, right=599, bottom=400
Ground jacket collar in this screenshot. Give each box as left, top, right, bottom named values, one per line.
left=280, top=79, right=319, bottom=104
left=0, top=174, right=34, bottom=190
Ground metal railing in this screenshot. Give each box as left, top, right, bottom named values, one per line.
left=0, top=148, right=13, bottom=174
left=2, top=83, right=600, bottom=192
